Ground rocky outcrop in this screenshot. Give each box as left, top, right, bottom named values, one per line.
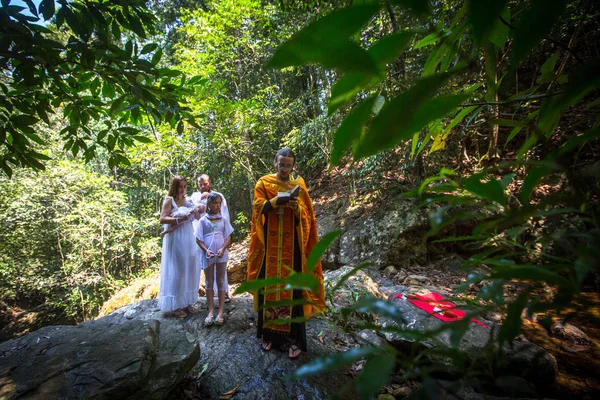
left=105, top=297, right=357, bottom=400
left=318, top=198, right=430, bottom=270
left=0, top=314, right=199, bottom=399
left=1, top=296, right=358, bottom=400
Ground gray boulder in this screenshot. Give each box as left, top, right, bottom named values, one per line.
left=105, top=297, right=358, bottom=400
left=0, top=315, right=199, bottom=399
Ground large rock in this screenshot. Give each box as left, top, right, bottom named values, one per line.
left=321, top=198, right=429, bottom=269
left=379, top=294, right=558, bottom=388
left=103, top=297, right=358, bottom=400
left=0, top=313, right=199, bottom=399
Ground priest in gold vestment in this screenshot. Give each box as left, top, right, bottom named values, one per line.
left=247, top=148, right=325, bottom=359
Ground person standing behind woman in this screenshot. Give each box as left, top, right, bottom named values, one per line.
left=158, top=175, right=204, bottom=318
left=195, top=193, right=234, bottom=325
left=247, top=148, right=325, bottom=359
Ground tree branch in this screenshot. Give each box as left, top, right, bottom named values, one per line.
left=460, top=90, right=565, bottom=107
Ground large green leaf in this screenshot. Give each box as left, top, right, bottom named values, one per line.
left=295, top=346, right=380, bottom=378
left=468, top=0, right=508, bottom=46
left=498, top=293, right=528, bottom=344
left=489, top=7, right=510, bottom=51
left=356, top=351, right=396, bottom=399
left=234, top=277, right=287, bottom=294
left=538, top=60, right=600, bottom=135
left=39, top=0, right=55, bottom=21
left=512, top=0, right=568, bottom=66
left=519, top=163, right=554, bottom=205
left=422, top=21, right=467, bottom=77
left=330, top=96, right=378, bottom=166
left=328, top=32, right=414, bottom=114
left=463, top=174, right=506, bottom=205
left=353, top=70, right=467, bottom=159
left=267, top=5, right=380, bottom=74
left=307, top=230, right=341, bottom=273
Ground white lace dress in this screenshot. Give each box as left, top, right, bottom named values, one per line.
left=158, top=197, right=200, bottom=311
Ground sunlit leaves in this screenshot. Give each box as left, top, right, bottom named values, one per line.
left=328, top=31, right=414, bottom=114
left=330, top=96, right=378, bottom=166
left=353, top=69, right=468, bottom=159
left=0, top=0, right=192, bottom=175
left=267, top=5, right=380, bottom=74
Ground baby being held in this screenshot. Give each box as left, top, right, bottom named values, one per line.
left=161, top=206, right=197, bottom=237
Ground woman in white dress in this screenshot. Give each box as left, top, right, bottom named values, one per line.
left=158, top=175, right=204, bottom=317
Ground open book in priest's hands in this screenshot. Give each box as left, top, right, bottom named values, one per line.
left=277, top=185, right=300, bottom=202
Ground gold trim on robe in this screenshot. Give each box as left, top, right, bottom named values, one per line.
left=247, top=174, right=325, bottom=333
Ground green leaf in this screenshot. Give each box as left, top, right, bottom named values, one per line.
left=140, top=43, right=158, bottom=55
left=127, top=14, right=146, bottom=38
left=537, top=53, right=559, bottom=84
left=463, top=174, right=506, bottom=205
left=519, top=164, right=553, bottom=205
left=538, top=60, right=600, bottom=135
left=369, top=31, right=414, bottom=66
left=110, top=95, right=126, bottom=115
left=267, top=5, right=380, bottom=75
left=556, top=128, right=600, bottom=157
left=102, top=82, right=116, bottom=99
left=468, top=0, right=508, bottom=46
left=512, top=0, right=568, bottom=66
left=449, top=318, right=471, bottom=348
left=307, top=230, right=341, bottom=273
left=356, top=351, right=396, bottom=399
left=295, top=346, right=380, bottom=378
left=354, top=69, right=468, bottom=159
left=390, top=0, right=430, bottom=17
left=107, top=134, right=117, bottom=151
left=39, top=0, right=55, bottom=21
left=414, top=31, right=444, bottom=49
left=327, top=32, right=413, bottom=114
left=330, top=96, right=378, bottom=166
left=499, top=292, right=528, bottom=344
left=10, top=114, right=39, bottom=126
left=346, top=296, right=407, bottom=323
left=23, top=132, right=45, bottom=145
left=489, top=7, right=510, bottom=51
left=234, top=277, right=287, bottom=295
left=151, top=48, right=163, bottom=65
left=24, top=0, right=38, bottom=17
left=90, top=78, right=101, bottom=98
left=422, top=21, right=468, bottom=77
left=330, top=262, right=371, bottom=293
left=284, top=272, right=320, bottom=292
left=132, top=135, right=153, bottom=144
left=328, top=74, right=374, bottom=114
left=504, top=110, right=539, bottom=145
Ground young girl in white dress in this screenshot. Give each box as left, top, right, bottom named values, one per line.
left=158, top=176, right=203, bottom=318
left=195, top=192, right=234, bottom=325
